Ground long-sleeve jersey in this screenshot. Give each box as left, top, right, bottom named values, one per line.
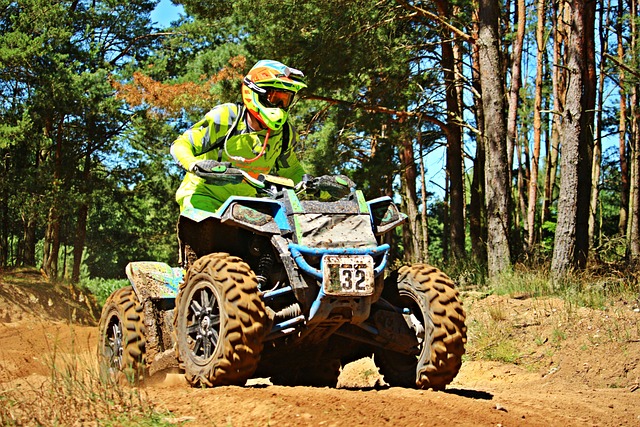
left=171, top=103, right=306, bottom=212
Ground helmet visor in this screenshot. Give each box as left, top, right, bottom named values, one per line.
left=261, top=88, right=296, bottom=110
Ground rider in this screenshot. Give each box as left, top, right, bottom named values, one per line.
left=170, top=59, right=308, bottom=212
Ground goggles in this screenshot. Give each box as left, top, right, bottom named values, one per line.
left=260, top=88, right=296, bottom=110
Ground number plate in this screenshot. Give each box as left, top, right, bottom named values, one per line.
left=322, top=255, right=374, bottom=296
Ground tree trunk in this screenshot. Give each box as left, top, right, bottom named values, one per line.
left=575, top=0, right=596, bottom=268
left=507, top=0, right=526, bottom=193
left=478, top=0, right=512, bottom=276
left=43, top=207, right=61, bottom=279
left=528, top=0, right=545, bottom=249
left=469, top=28, right=487, bottom=266
left=551, top=0, right=591, bottom=275
left=542, top=0, right=568, bottom=233
left=627, top=0, right=640, bottom=260
left=72, top=203, right=88, bottom=283
left=0, top=200, right=6, bottom=267
left=628, top=79, right=640, bottom=259
left=418, top=124, right=429, bottom=262
left=399, top=135, right=422, bottom=263
left=22, top=217, right=36, bottom=266
left=0, top=173, right=7, bottom=266
left=72, top=144, right=93, bottom=283
left=435, top=0, right=465, bottom=262
left=618, top=2, right=630, bottom=236
left=589, top=131, right=602, bottom=253
left=42, top=119, right=64, bottom=280
left=589, top=0, right=610, bottom=252
left=442, top=176, right=450, bottom=261
left=517, top=134, right=528, bottom=253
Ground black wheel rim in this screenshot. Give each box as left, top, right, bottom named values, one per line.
left=186, top=282, right=221, bottom=360
left=105, top=314, right=124, bottom=370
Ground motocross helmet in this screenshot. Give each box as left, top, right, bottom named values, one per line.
left=242, top=60, right=307, bottom=131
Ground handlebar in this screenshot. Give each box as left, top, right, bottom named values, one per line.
left=193, top=166, right=353, bottom=199
left=193, top=165, right=295, bottom=194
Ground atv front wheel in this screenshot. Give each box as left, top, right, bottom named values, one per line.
left=97, top=286, right=147, bottom=384
left=174, top=253, right=267, bottom=387
left=375, top=264, right=466, bottom=390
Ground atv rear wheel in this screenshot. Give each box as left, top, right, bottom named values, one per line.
left=375, top=264, right=466, bottom=390
left=97, top=286, right=147, bottom=384
left=174, top=253, right=267, bottom=387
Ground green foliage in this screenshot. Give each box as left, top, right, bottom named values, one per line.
left=0, top=0, right=632, bottom=282
left=84, top=124, right=180, bottom=278
left=426, top=199, right=446, bottom=262
left=0, top=0, right=180, bottom=278
left=1, top=0, right=459, bottom=277
left=80, top=277, right=129, bottom=306
left=175, top=0, right=445, bottom=196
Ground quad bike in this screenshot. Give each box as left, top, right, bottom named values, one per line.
left=97, top=167, right=466, bottom=390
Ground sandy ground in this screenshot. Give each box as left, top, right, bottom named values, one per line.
left=1, top=271, right=639, bottom=426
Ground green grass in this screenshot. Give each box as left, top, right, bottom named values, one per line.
left=482, top=268, right=639, bottom=311
left=465, top=319, right=521, bottom=364
left=486, top=269, right=553, bottom=298
left=551, top=328, right=566, bottom=343
left=483, top=339, right=520, bottom=364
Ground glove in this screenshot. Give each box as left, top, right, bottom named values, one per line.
left=307, top=174, right=355, bottom=199
left=189, top=160, right=244, bottom=185
left=189, top=160, right=227, bottom=173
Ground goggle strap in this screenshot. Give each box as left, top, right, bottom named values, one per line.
left=243, top=76, right=267, bottom=94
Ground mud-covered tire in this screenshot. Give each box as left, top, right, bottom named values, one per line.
left=97, top=286, right=147, bottom=384
left=375, top=264, right=466, bottom=390
left=174, top=253, right=267, bottom=387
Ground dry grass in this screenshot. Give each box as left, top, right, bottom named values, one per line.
left=0, top=339, right=175, bottom=426
left=461, top=265, right=640, bottom=387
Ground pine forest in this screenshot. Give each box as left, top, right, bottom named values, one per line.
left=0, top=0, right=637, bottom=285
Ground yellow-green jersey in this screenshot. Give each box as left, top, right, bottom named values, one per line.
left=171, top=103, right=306, bottom=212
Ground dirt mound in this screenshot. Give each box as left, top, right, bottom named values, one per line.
left=0, top=268, right=100, bottom=325
left=465, top=293, right=640, bottom=390
left=1, top=270, right=640, bottom=426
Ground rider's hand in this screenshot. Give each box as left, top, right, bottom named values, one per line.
left=333, top=175, right=355, bottom=191
left=189, top=160, right=244, bottom=185
left=189, top=160, right=227, bottom=173
left=308, top=174, right=355, bottom=199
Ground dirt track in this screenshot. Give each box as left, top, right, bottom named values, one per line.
left=1, top=273, right=639, bottom=426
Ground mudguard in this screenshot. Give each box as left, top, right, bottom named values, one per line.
left=181, top=200, right=288, bottom=235
left=125, top=261, right=184, bottom=302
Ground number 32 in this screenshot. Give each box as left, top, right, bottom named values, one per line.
left=340, top=268, right=366, bottom=290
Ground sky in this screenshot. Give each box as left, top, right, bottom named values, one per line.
left=150, top=0, right=184, bottom=28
